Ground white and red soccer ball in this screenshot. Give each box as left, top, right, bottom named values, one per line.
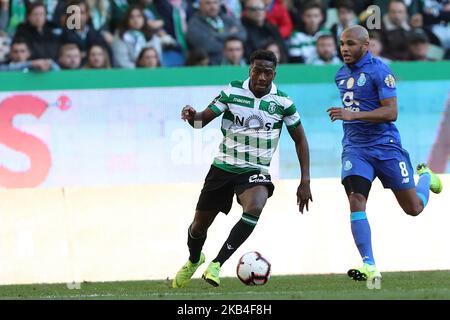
left=236, top=251, right=271, bottom=286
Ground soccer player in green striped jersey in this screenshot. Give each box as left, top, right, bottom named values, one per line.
left=172, top=50, right=312, bottom=288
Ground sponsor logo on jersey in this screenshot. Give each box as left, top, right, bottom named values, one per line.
left=402, top=177, right=410, bottom=184
left=343, top=91, right=360, bottom=107
left=347, top=77, right=355, bottom=89
left=249, top=174, right=270, bottom=183
left=339, top=79, right=345, bottom=86
left=357, top=73, right=366, bottom=86
left=344, top=160, right=353, bottom=171
left=232, top=97, right=253, bottom=106
left=233, top=115, right=273, bottom=131
left=344, top=106, right=360, bottom=112
left=384, top=74, right=396, bottom=88
left=244, top=115, right=265, bottom=130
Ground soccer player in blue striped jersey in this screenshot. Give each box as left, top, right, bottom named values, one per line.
left=327, top=26, right=442, bottom=282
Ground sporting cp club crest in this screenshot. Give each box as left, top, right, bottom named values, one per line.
left=268, top=102, right=277, bottom=114
left=357, top=73, right=366, bottom=86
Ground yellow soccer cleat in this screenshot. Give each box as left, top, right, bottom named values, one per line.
left=202, top=261, right=221, bottom=287
left=348, top=263, right=382, bottom=281
left=417, top=163, right=443, bottom=194
left=172, top=253, right=205, bottom=288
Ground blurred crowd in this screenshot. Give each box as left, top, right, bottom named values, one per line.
left=0, top=0, right=448, bottom=72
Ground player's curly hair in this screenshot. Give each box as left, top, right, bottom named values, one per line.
left=250, top=49, right=277, bottom=67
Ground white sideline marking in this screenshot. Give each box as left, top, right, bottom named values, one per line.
left=3, top=287, right=449, bottom=300
left=1, top=290, right=297, bottom=299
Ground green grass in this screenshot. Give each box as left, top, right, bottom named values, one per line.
left=1, top=271, right=449, bottom=300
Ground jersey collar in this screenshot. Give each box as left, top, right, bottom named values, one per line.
left=347, top=51, right=373, bottom=70
left=243, top=78, right=278, bottom=96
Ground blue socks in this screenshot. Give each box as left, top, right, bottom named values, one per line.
left=350, top=174, right=430, bottom=267
left=416, top=173, right=431, bottom=208
left=351, top=211, right=375, bottom=266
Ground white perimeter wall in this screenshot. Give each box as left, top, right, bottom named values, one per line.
left=0, top=175, right=449, bottom=285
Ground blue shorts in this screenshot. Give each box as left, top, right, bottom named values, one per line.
left=341, top=145, right=415, bottom=190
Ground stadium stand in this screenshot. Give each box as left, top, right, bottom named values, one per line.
left=0, top=0, right=448, bottom=70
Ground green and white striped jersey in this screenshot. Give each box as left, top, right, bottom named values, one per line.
left=208, top=78, right=301, bottom=174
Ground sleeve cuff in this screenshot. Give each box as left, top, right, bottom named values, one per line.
left=208, top=104, right=222, bottom=115
left=286, top=119, right=301, bottom=130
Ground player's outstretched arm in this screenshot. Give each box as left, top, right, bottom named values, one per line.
left=327, top=97, right=398, bottom=123
left=181, top=105, right=218, bottom=128
left=288, top=123, right=313, bottom=214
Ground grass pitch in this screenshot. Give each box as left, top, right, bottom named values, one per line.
left=0, top=270, right=449, bottom=300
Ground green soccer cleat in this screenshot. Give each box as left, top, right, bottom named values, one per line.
left=417, top=163, right=443, bottom=194
left=172, top=253, right=205, bottom=288
left=202, top=261, right=221, bottom=287
left=347, top=263, right=382, bottom=281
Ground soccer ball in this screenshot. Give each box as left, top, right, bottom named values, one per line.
left=236, top=251, right=271, bottom=285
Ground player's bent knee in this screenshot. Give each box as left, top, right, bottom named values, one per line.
left=243, top=205, right=264, bottom=216
left=190, top=223, right=207, bottom=238
left=190, top=219, right=210, bottom=237
left=401, top=197, right=424, bottom=216
left=348, top=193, right=367, bottom=212
left=403, top=205, right=423, bottom=217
